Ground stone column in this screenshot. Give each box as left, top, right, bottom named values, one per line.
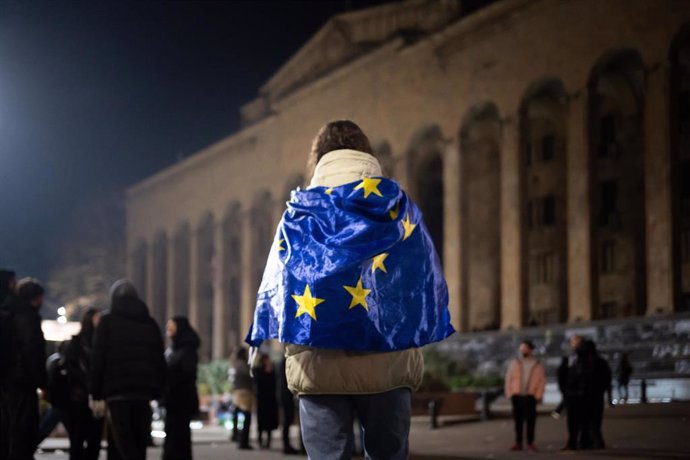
left=566, top=91, right=592, bottom=322
left=188, top=225, right=200, bottom=331
left=166, top=232, right=176, bottom=319
left=443, top=136, right=463, bottom=331
left=500, top=116, right=523, bottom=329
left=212, top=220, right=227, bottom=360
left=240, top=210, right=255, bottom=341
left=644, top=63, right=674, bottom=314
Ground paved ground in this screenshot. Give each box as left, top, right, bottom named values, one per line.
left=37, top=402, right=690, bottom=459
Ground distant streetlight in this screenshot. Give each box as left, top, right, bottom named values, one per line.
left=57, top=306, right=66, bottom=316
left=57, top=316, right=67, bottom=325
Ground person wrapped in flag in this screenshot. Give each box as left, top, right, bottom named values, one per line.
left=246, top=120, right=454, bottom=459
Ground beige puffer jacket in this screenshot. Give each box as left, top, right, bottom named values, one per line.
left=285, top=149, right=424, bottom=395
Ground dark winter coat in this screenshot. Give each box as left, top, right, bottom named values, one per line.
left=162, top=322, right=200, bottom=416
left=0, top=295, right=47, bottom=390
left=64, top=331, right=95, bottom=404
left=90, top=295, right=165, bottom=401
left=563, top=345, right=593, bottom=397
left=254, top=366, right=279, bottom=432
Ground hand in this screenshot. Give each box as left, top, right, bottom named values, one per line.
left=89, top=398, right=107, bottom=418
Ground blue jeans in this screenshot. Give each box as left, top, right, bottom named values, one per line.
left=299, top=388, right=410, bottom=460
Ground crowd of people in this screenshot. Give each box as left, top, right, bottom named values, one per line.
left=504, top=335, right=627, bottom=453
left=0, top=268, right=305, bottom=460
left=0, top=271, right=200, bottom=460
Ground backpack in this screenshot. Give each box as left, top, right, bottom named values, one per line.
left=0, top=306, right=15, bottom=383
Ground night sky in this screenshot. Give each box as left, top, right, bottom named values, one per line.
left=0, top=0, right=493, bottom=281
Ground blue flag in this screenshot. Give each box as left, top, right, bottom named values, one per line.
left=245, top=177, right=455, bottom=351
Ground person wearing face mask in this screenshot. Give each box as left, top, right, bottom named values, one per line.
left=504, top=340, right=546, bottom=452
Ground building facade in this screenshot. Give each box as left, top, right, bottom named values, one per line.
left=126, top=0, right=690, bottom=361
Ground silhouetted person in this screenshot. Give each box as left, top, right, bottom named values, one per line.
left=90, top=280, right=165, bottom=460
left=552, top=356, right=569, bottom=419
left=585, top=340, right=612, bottom=450
left=162, top=316, right=200, bottom=460
left=0, top=269, right=16, bottom=305
left=63, top=308, right=104, bottom=460
left=277, top=358, right=299, bottom=455
left=39, top=342, right=70, bottom=444
left=253, top=354, right=279, bottom=449
left=616, top=353, right=633, bottom=403
left=0, top=278, right=48, bottom=460
left=229, top=348, right=253, bottom=450
left=504, top=340, right=546, bottom=452
left=561, top=335, right=591, bottom=451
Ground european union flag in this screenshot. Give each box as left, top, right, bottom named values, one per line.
left=245, top=177, right=455, bottom=352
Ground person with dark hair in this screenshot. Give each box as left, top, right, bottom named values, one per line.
left=504, top=340, right=546, bottom=452
left=561, top=335, right=592, bottom=451
left=90, top=280, right=165, bottom=460
left=0, top=277, right=47, bottom=459
left=162, top=316, right=200, bottom=460
left=616, top=353, right=633, bottom=403
left=246, top=120, right=453, bottom=460
left=551, top=356, right=569, bottom=419
left=253, top=354, right=279, bottom=449
left=62, top=308, right=103, bottom=460
left=38, top=341, right=70, bottom=444
left=584, top=340, right=612, bottom=450
left=229, top=347, right=254, bottom=450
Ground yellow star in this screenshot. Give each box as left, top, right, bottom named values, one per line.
left=354, top=177, right=383, bottom=198
left=277, top=239, right=285, bottom=251
left=371, top=253, right=389, bottom=274
left=389, top=202, right=400, bottom=220
left=325, top=188, right=333, bottom=195
left=402, top=213, right=417, bottom=240
left=343, top=277, right=371, bottom=311
left=293, top=285, right=325, bottom=320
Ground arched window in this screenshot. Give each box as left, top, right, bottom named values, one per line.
left=222, top=203, right=243, bottom=354
left=131, top=239, right=148, bottom=301
left=173, top=222, right=191, bottom=318
left=196, top=213, right=215, bottom=362
left=520, top=79, right=568, bottom=325
left=589, top=50, right=647, bottom=319
left=251, top=191, right=275, bottom=298
left=408, top=126, right=445, bottom=264
left=460, top=103, right=502, bottom=331
left=151, top=231, right=168, bottom=328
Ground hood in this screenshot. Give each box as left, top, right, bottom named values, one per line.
left=309, top=149, right=383, bottom=188
left=111, top=295, right=150, bottom=320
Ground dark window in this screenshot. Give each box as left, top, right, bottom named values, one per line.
left=543, top=195, right=556, bottom=227
left=525, top=141, right=533, bottom=166
left=541, top=134, right=556, bottom=162
left=599, top=180, right=618, bottom=227
left=600, top=301, right=618, bottom=319
left=599, top=114, right=617, bottom=157
left=527, top=201, right=534, bottom=229
left=601, top=240, right=615, bottom=274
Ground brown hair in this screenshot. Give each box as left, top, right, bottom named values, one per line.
left=308, top=120, right=373, bottom=171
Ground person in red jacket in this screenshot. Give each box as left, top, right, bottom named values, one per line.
left=504, top=340, right=546, bottom=452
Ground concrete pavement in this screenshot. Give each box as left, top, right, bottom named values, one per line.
left=37, top=402, right=690, bottom=459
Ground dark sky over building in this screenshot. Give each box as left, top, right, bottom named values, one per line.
left=0, top=0, right=493, bottom=280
